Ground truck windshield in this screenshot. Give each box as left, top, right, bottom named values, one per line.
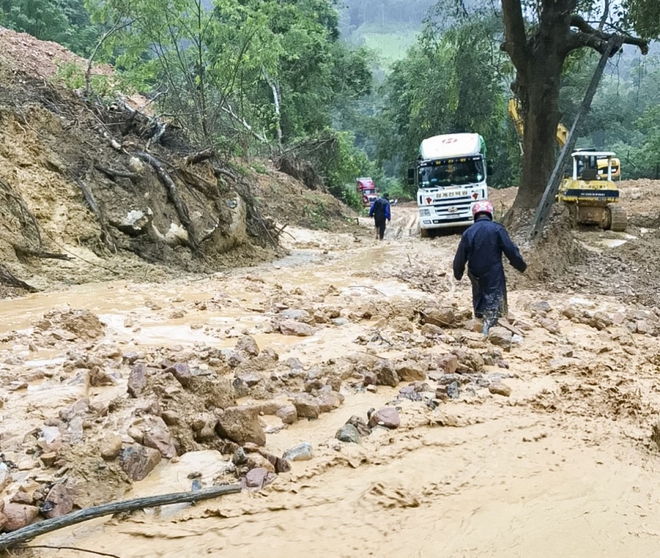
left=419, top=158, right=484, bottom=187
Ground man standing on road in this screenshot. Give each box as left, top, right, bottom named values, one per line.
left=369, top=193, right=391, bottom=240
left=453, top=201, right=527, bottom=336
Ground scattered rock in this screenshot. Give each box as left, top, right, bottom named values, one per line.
left=489, top=382, right=512, bottom=397
left=119, top=444, right=162, bottom=481
left=282, top=442, right=313, bottom=462
left=100, top=433, right=123, bottom=460
left=651, top=420, right=660, bottom=451
left=244, top=467, right=274, bottom=489
left=279, top=320, right=317, bottom=337
left=276, top=404, right=298, bottom=424
left=216, top=406, right=266, bottom=446
left=421, top=323, right=444, bottom=338
left=346, top=415, right=371, bottom=436
left=529, top=301, right=551, bottom=315
left=488, top=327, right=513, bottom=348
left=41, top=483, right=73, bottom=519
left=142, top=417, right=177, bottom=458
left=164, top=362, right=192, bottom=388
left=336, top=424, right=361, bottom=444
left=373, top=359, right=399, bottom=387
left=395, top=360, right=427, bottom=382
left=436, top=353, right=459, bottom=375
left=422, top=307, right=456, bottom=328
left=89, top=365, right=116, bottom=387
left=315, top=390, right=343, bottom=413
left=127, top=363, right=148, bottom=398
left=291, top=395, right=321, bottom=419
left=3, top=503, right=39, bottom=531
left=446, top=381, right=460, bottom=399
left=235, top=335, right=260, bottom=357
left=368, top=407, right=400, bottom=429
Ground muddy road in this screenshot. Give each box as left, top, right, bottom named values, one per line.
left=1, top=204, right=660, bottom=557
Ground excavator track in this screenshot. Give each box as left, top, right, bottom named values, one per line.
left=608, top=203, right=627, bottom=232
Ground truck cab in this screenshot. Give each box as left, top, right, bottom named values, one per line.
left=409, top=133, right=490, bottom=235
left=356, top=177, right=378, bottom=207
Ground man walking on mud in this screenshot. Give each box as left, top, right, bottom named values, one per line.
left=453, top=201, right=527, bottom=336
left=369, top=192, right=391, bottom=240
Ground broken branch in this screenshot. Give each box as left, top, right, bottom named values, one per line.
left=0, top=484, right=242, bottom=552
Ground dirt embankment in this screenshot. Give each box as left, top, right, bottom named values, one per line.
left=0, top=28, right=359, bottom=295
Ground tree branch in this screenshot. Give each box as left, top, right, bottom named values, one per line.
left=568, top=14, right=649, bottom=55
left=500, top=0, right=530, bottom=69
left=0, top=485, right=241, bottom=552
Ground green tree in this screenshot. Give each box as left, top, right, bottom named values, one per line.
left=0, top=0, right=99, bottom=55
left=375, top=14, right=517, bottom=192
left=497, top=0, right=651, bottom=213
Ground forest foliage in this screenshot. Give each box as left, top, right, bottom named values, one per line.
left=1, top=0, right=660, bottom=204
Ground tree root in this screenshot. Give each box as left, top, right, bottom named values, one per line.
left=73, top=177, right=117, bottom=253
left=136, top=151, right=199, bottom=250
left=0, top=264, right=38, bottom=293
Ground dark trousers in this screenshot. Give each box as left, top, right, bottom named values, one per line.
left=375, top=218, right=386, bottom=240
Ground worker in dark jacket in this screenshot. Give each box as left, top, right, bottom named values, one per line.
left=369, top=193, right=391, bottom=240
left=453, top=200, right=527, bottom=335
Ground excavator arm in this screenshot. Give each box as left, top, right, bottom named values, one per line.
left=507, top=99, right=620, bottom=178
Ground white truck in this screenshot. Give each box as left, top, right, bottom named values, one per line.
left=408, top=132, right=491, bottom=236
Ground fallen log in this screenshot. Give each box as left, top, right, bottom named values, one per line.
left=0, top=484, right=241, bottom=552
left=136, top=151, right=199, bottom=250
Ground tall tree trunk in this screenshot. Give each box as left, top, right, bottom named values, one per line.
left=515, top=60, right=563, bottom=208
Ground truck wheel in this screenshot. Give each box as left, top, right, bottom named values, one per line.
left=419, top=227, right=429, bottom=238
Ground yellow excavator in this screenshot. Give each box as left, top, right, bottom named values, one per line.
left=508, top=99, right=626, bottom=231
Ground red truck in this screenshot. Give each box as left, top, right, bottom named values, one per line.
left=356, top=177, right=378, bottom=207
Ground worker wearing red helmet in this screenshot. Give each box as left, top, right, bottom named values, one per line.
left=453, top=200, right=527, bottom=335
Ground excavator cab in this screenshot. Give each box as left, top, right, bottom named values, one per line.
left=557, top=151, right=626, bottom=231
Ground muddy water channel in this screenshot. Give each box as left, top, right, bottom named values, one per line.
left=2, top=213, right=660, bottom=557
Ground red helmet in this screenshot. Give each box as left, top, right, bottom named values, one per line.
left=472, top=200, right=494, bottom=218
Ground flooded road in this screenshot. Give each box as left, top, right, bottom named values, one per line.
left=1, top=206, right=660, bottom=557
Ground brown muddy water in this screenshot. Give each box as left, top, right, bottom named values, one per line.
left=2, top=209, right=660, bottom=557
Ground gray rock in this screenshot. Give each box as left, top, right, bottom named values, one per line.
left=127, top=363, right=148, bottom=398
left=279, top=320, right=317, bottom=337
left=346, top=415, right=371, bottom=436
left=336, top=424, right=361, bottom=444
left=446, top=381, right=460, bottom=399
left=282, top=442, right=313, bottom=462
left=164, top=362, right=192, bottom=388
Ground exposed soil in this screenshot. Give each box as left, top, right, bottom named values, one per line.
left=2, top=27, right=660, bottom=558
